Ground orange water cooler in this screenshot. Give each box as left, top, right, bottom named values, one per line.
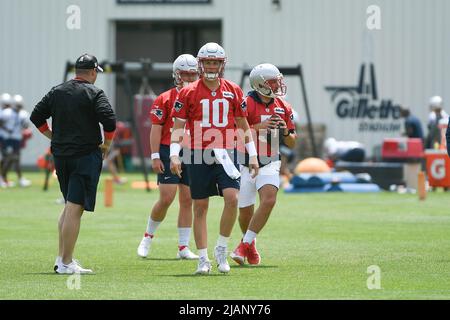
left=425, top=150, right=450, bottom=187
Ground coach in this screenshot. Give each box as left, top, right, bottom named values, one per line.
left=30, top=53, right=116, bottom=274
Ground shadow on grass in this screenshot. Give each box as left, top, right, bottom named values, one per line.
left=23, top=272, right=60, bottom=275
left=230, top=265, right=278, bottom=269
left=23, top=272, right=96, bottom=276
left=158, top=274, right=232, bottom=278
left=138, top=257, right=180, bottom=261
left=156, top=265, right=279, bottom=277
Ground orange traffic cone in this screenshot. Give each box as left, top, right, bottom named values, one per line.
left=417, top=171, right=426, bottom=201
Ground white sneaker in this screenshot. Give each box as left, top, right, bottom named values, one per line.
left=19, top=178, right=31, bottom=187
left=137, top=234, right=152, bottom=258
left=54, top=256, right=62, bottom=272
left=57, top=260, right=93, bottom=274
left=177, top=247, right=199, bottom=260
left=214, top=246, right=230, bottom=273
left=195, top=257, right=212, bottom=275
left=54, top=256, right=79, bottom=273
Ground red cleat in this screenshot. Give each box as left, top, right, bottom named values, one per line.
left=230, top=241, right=248, bottom=265
left=247, top=240, right=261, bottom=265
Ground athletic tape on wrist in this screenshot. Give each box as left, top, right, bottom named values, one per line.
left=245, top=141, right=257, bottom=157
left=170, top=143, right=181, bottom=157
left=151, top=153, right=160, bottom=160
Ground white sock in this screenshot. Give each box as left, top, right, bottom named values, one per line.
left=146, top=217, right=161, bottom=236
left=243, top=230, right=257, bottom=244
left=178, top=227, right=191, bottom=247
left=216, top=234, right=229, bottom=248
left=198, top=248, right=209, bottom=260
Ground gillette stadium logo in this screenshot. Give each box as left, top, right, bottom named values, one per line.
left=325, top=63, right=401, bottom=132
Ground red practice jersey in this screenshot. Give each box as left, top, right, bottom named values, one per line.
left=149, top=87, right=179, bottom=146
left=244, top=90, right=296, bottom=158
left=172, top=79, right=247, bottom=149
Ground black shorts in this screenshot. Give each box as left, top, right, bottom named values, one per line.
left=54, top=149, right=103, bottom=212
left=340, top=148, right=365, bottom=162
left=157, top=144, right=190, bottom=186
left=186, top=149, right=240, bottom=200
left=1, top=139, right=21, bottom=155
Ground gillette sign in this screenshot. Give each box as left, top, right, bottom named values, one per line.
left=325, top=64, right=401, bottom=132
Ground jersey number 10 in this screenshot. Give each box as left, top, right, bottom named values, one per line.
left=200, top=98, right=229, bottom=128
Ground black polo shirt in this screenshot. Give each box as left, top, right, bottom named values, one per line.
left=30, top=79, right=116, bottom=157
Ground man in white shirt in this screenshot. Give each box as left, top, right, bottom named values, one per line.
left=426, top=96, right=449, bottom=149
left=428, top=96, right=448, bottom=125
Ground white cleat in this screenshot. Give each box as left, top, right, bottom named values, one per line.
left=214, top=246, right=230, bottom=274
left=177, top=247, right=199, bottom=260
left=0, top=178, right=7, bottom=189
left=137, top=235, right=152, bottom=258
left=57, top=260, right=93, bottom=274
left=195, top=257, right=212, bottom=275
left=19, top=178, right=32, bottom=187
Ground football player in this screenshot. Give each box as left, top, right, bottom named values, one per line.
left=230, top=63, right=297, bottom=266
left=0, top=93, right=13, bottom=187
left=137, top=54, right=199, bottom=260
left=0, top=94, right=31, bottom=188
left=170, top=43, right=259, bottom=274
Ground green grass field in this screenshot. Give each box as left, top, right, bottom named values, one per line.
left=1, top=171, right=450, bottom=300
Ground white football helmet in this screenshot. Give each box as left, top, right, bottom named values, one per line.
left=172, top=54, right=199, bottom=87
left=1, top=93, right=13, bottom=108
left=13, top=94, right=24, bottom=110
left=249, top=63, right=287, bottom=98
left=197, top=42, right=226, bottom=80
left=429, top=95, right=443, bottom=108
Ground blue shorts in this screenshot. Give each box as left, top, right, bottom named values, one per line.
left=186, top=149, right=240, bottom=200
left=54, top=149, right=103, bottom=212
left=157, top=144, right=189, bottom=186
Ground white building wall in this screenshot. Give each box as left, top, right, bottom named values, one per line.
left=1, top=0, right=449, bottom=164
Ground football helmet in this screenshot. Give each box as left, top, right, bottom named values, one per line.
left=13, top=94, right=24, bottom=110
left=1, top=93, right=13, bottom=108
left=172, top=54, right=199, bottom=87
left=429, top=96, right=443, bottom=108
left=197, top=42, right=226, bottom=80
left=249, top=63, right=287, bottom=98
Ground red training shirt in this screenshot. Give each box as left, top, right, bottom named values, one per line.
left=172, top=79, right=247, bottom=150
